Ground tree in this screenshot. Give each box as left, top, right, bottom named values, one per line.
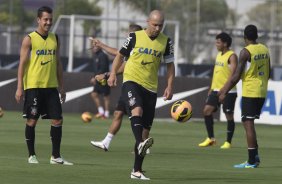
left=114, top=0, right=231, bottom=63
left=0, top=0, right=34, bottom=30
left=55, top=0, right=102, bottom=35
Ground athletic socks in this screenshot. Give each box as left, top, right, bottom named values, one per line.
left=226, top=119, right=235, bottom=143
left=102, top=132, right=114, bottom=149
left=248, top=148, right=257, bottom=164
left=98, top=106, right=104, bottom=115
left=204, top=115, right=214, bottom=138
left=50, top=125, right=62, bottom=158
left=25, top=124, right=35, bottom=156
left=130, top=116, right=143, bottom=171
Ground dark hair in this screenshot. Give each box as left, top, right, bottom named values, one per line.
left=129, top=24, right=143, bottom=32
left=37, top=6, right=53, bottom=18
left=244, top=24, right=258, bottom=41
left=216, top=32, right=232, bottom=47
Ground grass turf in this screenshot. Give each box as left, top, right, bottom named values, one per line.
left=0, top=111, right=281, bottom=184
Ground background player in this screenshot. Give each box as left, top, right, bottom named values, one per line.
left=90, top=24, right=145, bottom=151
left=15, top=6, right=72, bottom=165
left=108, top=10, right=175, bottom=180
left=199, top=32, right=238, bottom=149
left=219, top=24, right=270, bottom=168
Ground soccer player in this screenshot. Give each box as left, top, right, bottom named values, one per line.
left=218, top=25, right=270, bottom=168
left=90, top=24, right=145, bottom=151
left=15, top=6, right=73, bottom=165
left=198, top=32, right=238, bottom=149
left=108, top=10, right=175, bottom=180
left=90, top=45, right=111, bottom=119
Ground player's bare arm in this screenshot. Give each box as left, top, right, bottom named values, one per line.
left=219, top=49, right=248, bottom=102
left=220, top=53, right=238, bottom=95
left=163, top=62, right=175, bottom=100
left=107, top=53, right=124, bottom=87
left=89, top=37, right=118, bottom=56
left=15, top=36, right=31, bottom=103
left=56, top=37, right=66, bottom=103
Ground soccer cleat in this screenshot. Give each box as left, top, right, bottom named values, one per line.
left=90, top=140, right=108, bottom=151
left=50, top=156, right=73, bottom=165
left=28, top=155, right=39, bottom=164
left=138, top=137, right=154, bottom=157
left=220, top=141, right=231, bottom=149
left=95, top=113, right=105, bottom=119
left=234, top=161, right=258, bottom=168
left=130, top=171, right=150, bottom=180
left=198, top=137, right=216, bottom=147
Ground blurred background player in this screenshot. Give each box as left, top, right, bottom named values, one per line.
left=90, top=45, right=111, bottom=119
left=199, top=32, right=238, bottom=149
left=15, top=6, right=72, bottom=165
left=108, top=10, right=174, bottom=180
left=219, top=24, right=270, bottom=168
left=90, top=24, right=147, bottom=152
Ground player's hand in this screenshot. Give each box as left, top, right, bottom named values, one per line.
left=163, top=87, right=173, bottom=101
left=218, top=90, right=225, bottom=103
left=59, top=89, right=66, bottom=103
left=107, top=72, right=117, bottom=87
left=90, top=77, right=96, bottom=85
left=15, top=89, right=23, bottom=103
left=94, top=74, right=105, bottom=82
left=89, top=37, right=101, bottom=48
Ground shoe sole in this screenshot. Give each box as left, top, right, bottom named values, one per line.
left=198, top=141, right=216, bottom=147
left=50, top=160, right=73, bottom=165
left=139, top=138, right=154, bottom=157
left=90, top=141, right=108, bottom=152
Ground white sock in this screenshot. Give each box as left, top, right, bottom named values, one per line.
left=104, top=110, right=110, bottom=118
left=98, top=106, right=104, bottom=114
left=102, top=133, right=114, bottom=149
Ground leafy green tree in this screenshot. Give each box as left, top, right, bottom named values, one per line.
left=114, top=0, right=231, bottom=62
left=55, top=0, right=102, bottom=35
left=0, top=0, right=33, bottom=30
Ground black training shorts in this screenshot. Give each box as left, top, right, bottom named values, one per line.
left=206, top=91, right=237, bottom=114
left=121, top=81, right=157, bottom=130
left=241, top=97, right=265, bottom=121
left=23, top=88, right=62, bottom=120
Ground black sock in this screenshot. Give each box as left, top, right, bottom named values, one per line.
left=248, top=148, right=257, bottom=164
left=227, top=120, right=235, bottom=143
left=131, top=116, right=144, bottom=172
left=204, top=115, right=214, bottom=138
left=25, top=125, right=35, bottom=156
left=50, top=125, right=62, bottom=158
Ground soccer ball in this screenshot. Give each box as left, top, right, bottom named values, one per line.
left=0, top=107, right=3, bottom=118
left=171, top=100, right=192, bottom=122
left=81, top=112, right=92, bottom=123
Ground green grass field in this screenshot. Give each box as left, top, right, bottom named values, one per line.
left=0, top=111, right=281, bottom=184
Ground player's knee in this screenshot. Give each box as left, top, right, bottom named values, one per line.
left=131, top=106, right=143, bottom=116
left=26, top=119, right=37, bottom=127
left=113, top=111, right=123, bottom=120
left=51, top=119, right=63, bottom=126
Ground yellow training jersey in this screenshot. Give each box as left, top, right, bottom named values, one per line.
left=211, top=50, right=236, bottom=92
left=122, top=30, right=171, bottom=92
left=242, top=43, right=270, bottom=98
left=23, top=31, right=58, bottom=90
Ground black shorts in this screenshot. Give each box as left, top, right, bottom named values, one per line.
left=93, top=82, right=110, bottom=96
left=23, top=88, right=62, bottom=120
left=122, top=81, right=157, bottom=130
left=241, top=97, right=265, bottom=121
left=206, top=91, right=237, bottom=114
left=115, top=95, right=126, bottom=113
